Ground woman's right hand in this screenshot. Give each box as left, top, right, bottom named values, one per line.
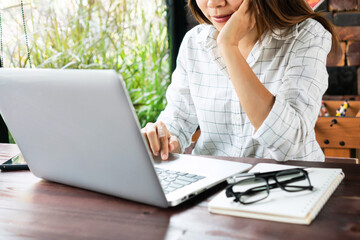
left=141, top=121, right=180, bottom=160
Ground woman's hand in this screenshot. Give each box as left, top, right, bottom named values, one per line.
left=141, top=121, right=180, bottom=160
left=217, top=0, right=256, bottom=49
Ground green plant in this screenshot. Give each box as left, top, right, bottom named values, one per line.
left=2, top=0, right=170, bottom=129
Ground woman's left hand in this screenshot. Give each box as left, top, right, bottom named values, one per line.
left=217, top=0, right=256, bottom=48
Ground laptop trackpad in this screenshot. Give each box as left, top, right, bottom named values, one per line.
left=153, top=153, right=251, bottom=178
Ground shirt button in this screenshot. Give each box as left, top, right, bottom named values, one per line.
left=233, top=115, right=240, bottom=122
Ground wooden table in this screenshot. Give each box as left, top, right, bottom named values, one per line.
left=1, top=144, right=359, bottom=240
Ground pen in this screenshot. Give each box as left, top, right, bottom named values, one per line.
left=0, top=154, right=29, bottom=172
left=226, top=168, right=306, bottom=184
left=226, top=172, right=261, bottom=184
left=0, top=164, right=29, bottom=172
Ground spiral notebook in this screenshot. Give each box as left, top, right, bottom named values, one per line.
left=208, top=163, right=344, bottom=225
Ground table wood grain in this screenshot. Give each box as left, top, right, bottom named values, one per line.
left=0, top=144, right=20, bottom=163
left=1, top=144, right=359, bottom=240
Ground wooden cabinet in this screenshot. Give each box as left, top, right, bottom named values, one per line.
left=315, top=100, right=360, bottom=160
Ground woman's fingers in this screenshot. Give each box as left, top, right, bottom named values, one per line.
left=157, top=122, right=170, bottom=160
left=237, top=0, right=256, bottom=26
left=144, top=122, right=161, bottom=156
left=142, top=121, right=181, bottom=160
left=217, top=0, right=256, bottom=48
left=242, top=0, right=252, bottom=11
left=142, top=121, right=178, bottom=160
left=169, top=135, right=180, bottom=153
left=141, top=127, right=151, bottom=151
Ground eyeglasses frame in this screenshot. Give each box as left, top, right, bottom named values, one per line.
left=225, top=168, right=314, bottom=205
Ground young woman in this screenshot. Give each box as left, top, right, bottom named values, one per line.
left=141, top=0, right=336, bottom=161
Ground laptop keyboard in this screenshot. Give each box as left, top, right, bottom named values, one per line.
left=155, top=167, right=205, bottom=194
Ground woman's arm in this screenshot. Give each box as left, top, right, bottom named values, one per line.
left=143, top=28, right=200, bottom=160
left=218, top=45, right=275, bottom=131
left=216, top=0, right=275, bottom=132
left=216, top=0, right=331, bottom=160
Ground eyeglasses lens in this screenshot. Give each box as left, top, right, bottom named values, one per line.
left=234, top=178, right=269, bottom=204
left=275, top=170, right=309, bottom=192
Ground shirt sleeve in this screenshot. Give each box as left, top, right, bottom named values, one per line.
left=253, top=29, right=332, bottom=161
left=157, top=33, right=199, bottom=153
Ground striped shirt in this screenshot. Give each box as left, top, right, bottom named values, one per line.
left=158, top=18, right=332, bottom=161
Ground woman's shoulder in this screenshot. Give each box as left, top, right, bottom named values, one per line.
left=288, top=18, right=332, bottom=57
left=296, top=18, right=331, bottom=39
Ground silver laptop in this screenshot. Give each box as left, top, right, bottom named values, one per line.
left=0, top=68, right=251, bottom=207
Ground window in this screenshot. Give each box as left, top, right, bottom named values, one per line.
left=1, top=0, right=170, bottom=130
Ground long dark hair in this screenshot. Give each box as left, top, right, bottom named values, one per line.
left=188, top=0, right=337, bottom=48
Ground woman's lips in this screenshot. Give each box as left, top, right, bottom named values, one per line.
left=212, top=14, right=232, bottom=23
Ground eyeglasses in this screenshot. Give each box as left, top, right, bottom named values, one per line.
left=225, top=168, right=313, bottom=205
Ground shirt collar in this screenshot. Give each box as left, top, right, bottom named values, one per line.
left=196, top=23, right=299, bottom=49
left=261, top=24, right=299, bottom=47
left=196, top=24, right=218, bottom=50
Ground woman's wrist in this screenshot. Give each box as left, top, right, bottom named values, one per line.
left=217, top=41, right=238, bottom=51
left=218, top=44, right=243, bottom=64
